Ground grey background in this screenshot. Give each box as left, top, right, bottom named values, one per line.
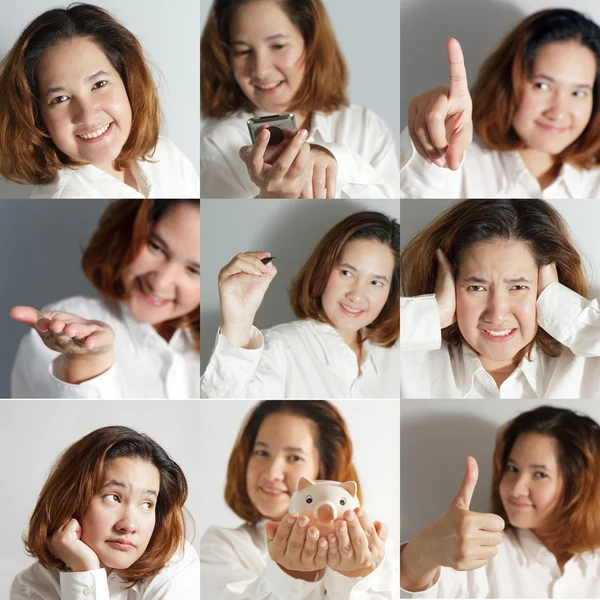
left=200, top=0, right=401, bottom=154
left=0, top=0, right=200, bottom=199
left=400, top=0, right=600, bottom=131
left=0, top=199, right=112, bottom=398
left=198, top=399, right=400, bottom=544
left=400, top=199, right=600, bottom=297
left=200, top=198, right=400, bottom=374
left=0, top=400, right=201, bottom=596
left=401, top=398, right=600, bottom=540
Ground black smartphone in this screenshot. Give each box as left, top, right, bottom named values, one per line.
left=247, top=113, right=297, bottom=145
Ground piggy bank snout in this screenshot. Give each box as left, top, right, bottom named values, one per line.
left=315, top=501, right=337, bottom=523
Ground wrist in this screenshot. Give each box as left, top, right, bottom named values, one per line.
left=56, top=352, right=114, bottom=385
left=221, top=322, right=254, bottom=348
left=400, top=531, right=440, bottom=592
left=68, top=558, right=101, bottom=573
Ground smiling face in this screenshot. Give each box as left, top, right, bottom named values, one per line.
left=36, top=38, right=132, bottom=173
left=123, top=202, right=200, bottom=332
left=246, top=412, right=320, bottom=520
left=321, top=238, right=395, bottom=346
left=499, top=433, right=563, bottom=534
left=81, top=457, right=160, bottom=572
left=512, top=40, right=596, bottom=156
left=229, top=0, right=306, bottom=114
left=455, top=240, right=539, bottom=372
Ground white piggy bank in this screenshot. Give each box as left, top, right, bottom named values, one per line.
left=288, top=476, right=360, bottom=537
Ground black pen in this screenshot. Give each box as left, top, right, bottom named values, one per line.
left=261, top=256, right=276, bottom=264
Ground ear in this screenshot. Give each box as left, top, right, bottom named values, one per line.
left=298, top=476, right=314, bottom=491
left=341, top=480, right=357, bottom=497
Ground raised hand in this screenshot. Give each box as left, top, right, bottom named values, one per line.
left=408, top=38, right=473, bottom=170
left=401, top=457, right=505, bottom=591
left=538, top=262, right=559, bottom=297
left=434, top=249, right=456, bottom=328
left=49, top=518, right=101, bottom=573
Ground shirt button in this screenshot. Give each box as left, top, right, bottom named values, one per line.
left=543, top=318, right=551, bottom=326
left=83, top=589, right=92, bottom=596
left=288, top=588, right=299, bottom=595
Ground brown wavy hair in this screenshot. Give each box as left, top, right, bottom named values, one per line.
left=24, top=426, right=190, bottom=585
left=289, top=211, right=399, bottom=348
left=82, top=199, right=200, bottom=352
left=472, top=9, right=600, bottom=169
left=400, top=199, right=588, bottom=362
left=491, top=406, right=600, bottom=555
left=0, top=3, right=160, bottom=185
left=225, top=400, right=362, bottom=523
left=201, top=0, right=349, bottom=118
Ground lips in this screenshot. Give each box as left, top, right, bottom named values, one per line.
left=254, top=81, right=283, bottom=93
left=107, top=538, right=135, bottom=550
left=137, top=279, right=173, bottom=307
left=260, top=486, right=288, bottom=497
left=76, top=122, right=113, bottom=142
left=509, top=500, right=534, bottom=509
left=479, top=328, right=517, bottom=342
left=535, top=121, right=567, bottom=134
left=339, top=303, right=365, bottom=317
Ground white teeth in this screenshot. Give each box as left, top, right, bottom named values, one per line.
left=256, top=82, right=281, bottom=90
left=341, top=304, right=363, bottom=314
left=77, top=123, right=110, bottom=139
left=484, top=329, right=513, bottom=337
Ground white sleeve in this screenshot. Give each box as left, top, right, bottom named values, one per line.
left=200, top=527, right=322, bottom=600
left=48, top=360, right=123, bottom=399
left=404, top=567, right=470, bottom=599
left=57, top=571, right=110, bottom=600
left=400, top=296, right=442, bottom=351
left=200, top=327, right=287, bottom=398
left=11, top=329, right=59, bottom=398
left=399, top=128, right=463, bottom=199
left=537, top=282, right=600, bottom=357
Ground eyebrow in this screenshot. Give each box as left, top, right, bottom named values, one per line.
left=461, top=276, right=533, bottom=285
left=230, top=33, right=289, bottom=46
left=254, top=441, right=307, bottom=455
left=532, top=74, right=592, bottom=90
left=44, top=70, right=110, bottom=98
left=151, top=233, right=200, bottom=270
left=339, top=263, right=389, bottom=283
left=507, top=458, right=552, bottom=471
left=101, top=479, right=158, bottom=498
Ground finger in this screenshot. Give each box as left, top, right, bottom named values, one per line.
left=9, top=305, right=43, bottom=327
left=345, top=510, right=368, bottom=559
left=335, top=517, right=353, bottom=559
left=476, top=531, right=504, bottom=546
left=312, top=162, right=326, bottom=199
left=270, top=129, right=308, bottom=180
left=270, top=514, right=296, bottom=554
left=436, top=249, right=453, bottom=277
left=447, top=38, right=469, bottom=99
left=265, top=521, right=279, bottom=542
left=453, top=456, right=478, bottom=510
left=373, top=520, right=388, bottom=542
left=315, top=536, right=328, bottom=568
left=473, top=512, right=505, bottom=533
left=301, top=526, right=319, bottom=565
left=426, top=93, right=450, bottom=152
left=286, top=139, right=311, bottom=179
left=249, top=128, right=270, bottom=176
left=238, top=145, right=252, bottom=165
left=286, top=515, right=309, bottom=560
left=446, top=125, right=471, bottom=171
left=221, top=257, right=269, bottom=278
left=301, top=171, right=313, bottom=199
left=48, top=317, right=68, bottom=335
left=413, top=110, right=444, bottom=166
left=356, top=508, right=377, bottom=543
left=326, top=165, right=337, bottom=199
left=83, top=330, right=112, bottom=352
left=327, top=531, right=341, bottom=565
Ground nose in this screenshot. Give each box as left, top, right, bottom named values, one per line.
left=251, top=49, right=272, bottom=80
left=345, top=279, right=366, bottom=305
left=149, top=261, right=179, bottom=292
left=545, top=90, right=570, bottom=121
left=482, top=290, right=509, bottom=323
left=264, top=456, right=285, bottom=481
left=510, top=474, right=530, bottom=498
left=71, top=96, right=98, bottom=126
left=115, top=504, right=138, bottom=534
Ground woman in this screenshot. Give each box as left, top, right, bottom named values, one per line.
left=10, top=199, right=200, bottom=399
left=400, top=198, right=600, bottom=399
left=201, top=400, right=396, bottom=599
left=0, top=3, right=198, bottom=198
left=401, top=405, right=600, bottom=597
left=401, top=9, right=600, bottom=198
left=11, top=425, right=199, bottom=599
left=201, top=211, right=399, bottom=398
left=200, top=0, right=400, bottom=199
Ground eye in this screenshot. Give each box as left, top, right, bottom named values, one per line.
left=511, top=285, right=529, bottom=291
left=573, top=89, right=588, bottom=98
left=305, top=496, right=313, bottom=504
left=340, top=269, right=352, bottom=277
left=148, top=240, right=166, bottom=255
left=287, top=454, right=302, bottom=462
left=105, top=493, right=120, bottom=503
left=272, top=44, right=286, bottom=51
left=466, top=285, right=486, bottom=292
left=534, top=82, right=549, bottom=91
left=371, top=280, right=384, bottom=287
left=505, top=465, right=518, bottom=473
left=141, top=501, right=154, bottom=510
left=233, top=49, right=252, bottom=57
left=92, top=80, right=108, bottom=90
left=187, top=266, right=200, bottom=277
left=339, top=498, right=346, bottom=506
left=254, top=449, right=268, bottom=457
left=534, top=471, right=548, bottom=479
left=49, top=95, right=69, bottom=105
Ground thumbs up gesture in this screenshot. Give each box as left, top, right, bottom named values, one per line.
left=407, top=38, right=473, bottom=170
left=401, top=457, right=505, bottom=592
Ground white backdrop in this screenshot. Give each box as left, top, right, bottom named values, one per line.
left=0, top=0, right=199, bottom=199
left=0, top=400, right=200, bottom=596
left=198, top=399, right=400, bottom=545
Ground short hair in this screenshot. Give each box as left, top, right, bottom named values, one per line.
left=472, top=9, right=600, bottom=169
left=24, top=426, right=189, bottom=584
left=400, top=199, right=588, bottom=361
left=201, top=0, right=349, bottom=118
left=225, top=400, right=362, bottom=523
left=491, top=406, right=600, bottom=555
left=81, top=199, right=200, bottom=353
left=289, top=211, right=400, bottom=348
left=0, top=3, right=160, bottom=185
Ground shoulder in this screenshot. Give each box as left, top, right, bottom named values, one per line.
left=201, top=523, right=258, bottom=557
left=12, top=562, right=60, bottom=598
left=322, top=104, right=392, bottom=134
left=30, top=170, right=74, bottom=199
left=139, top=541, right=199, bottom=592
left=150, top=138, right=195, bottom=167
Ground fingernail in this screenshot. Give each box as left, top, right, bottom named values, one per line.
left=299, top=517, right=308, bottom=528
left=319, top=538, right=328, bottom=547
left=287, top=515, right=297, bottom=524
left=299, top=129, right=308, bottom=140
left=355, top=508, right=363, bottom=518
left=346, top=511, right=355, bottom=522
left=328, top=534, right=337, bottom=543
left=434, top=158, right=445, bottom=168
left=309, top=528, right=318, bottom=538
left=338, top=521, right=346, bottom=531
left=259, top=129, right=269, bottom=141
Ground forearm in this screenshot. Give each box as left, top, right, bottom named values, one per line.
left=54, top=352, right=114, bottom=384
left=400, top=532, right=440, bottom=592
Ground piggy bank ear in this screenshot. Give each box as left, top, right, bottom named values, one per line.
left=341, top=481, right=357, bottom=497
left=298, top=476, right=315, bottom=491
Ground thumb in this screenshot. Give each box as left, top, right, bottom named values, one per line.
left=374, top=521, right=388, bottom=542
left=10, top=305, right=42, bottom=327
left=453, top=456, right=479, bottom=510
left=265, top=521, right=279, bottom=542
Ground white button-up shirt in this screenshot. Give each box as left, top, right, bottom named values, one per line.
left=30, top=138, right=199, bottom=199
left=399, top=128, right=600, bottom=199
left=400, top=283, right=600, bottom=399
left=201, top=105, right=400, bottom=199
left=11, top=296, right=200, bottom=399
left=200, top=320, right=400, bottom=399
left=403, top=528, right=600, bottom=598
left=201, top=521, right=399, bottom=599
left=11, top=542, right=199, bottom=600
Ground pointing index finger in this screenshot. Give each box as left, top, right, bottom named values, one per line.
left=447, top=38, right=469, bottom=99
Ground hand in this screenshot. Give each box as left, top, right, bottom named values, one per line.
left=434, top=249, right=456, bottom=328
left=408, top=38, right=473, bottom=170
left=299, top=145, right=337, bottom=199
left=538, top=262, right=559, bottom=297
left=218, top=252, right=277, bottom=347
left=49, top=518, right=100, bottom=573
left=239, top=128, right=312, bottom=198
left=401, top=457, right=505, bottom=592
left=327, top=507, right=387, bottom=578
left=266, top=514, right=329, bottom=579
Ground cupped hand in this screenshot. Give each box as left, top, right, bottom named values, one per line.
left=434, top=249, right=456, bottom=329
left=327, top=507, right=387, bottom=577
left=266, top=513, right=329, bottom=574
left=300, top=145, right=337, bottom=199
left=408, top=38, right=473, bottom=170
left=538, top=262, right=559, bottom=298
left=49, top=518, right=101, bottom=573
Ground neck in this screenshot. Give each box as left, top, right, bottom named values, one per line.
left=478, top=355, right=517, bottom=388
left=154, top=323, right=175, bottom=342
left=532, top=529, right=573, bottom=572
left=518, top=148, right=562, bottom=190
